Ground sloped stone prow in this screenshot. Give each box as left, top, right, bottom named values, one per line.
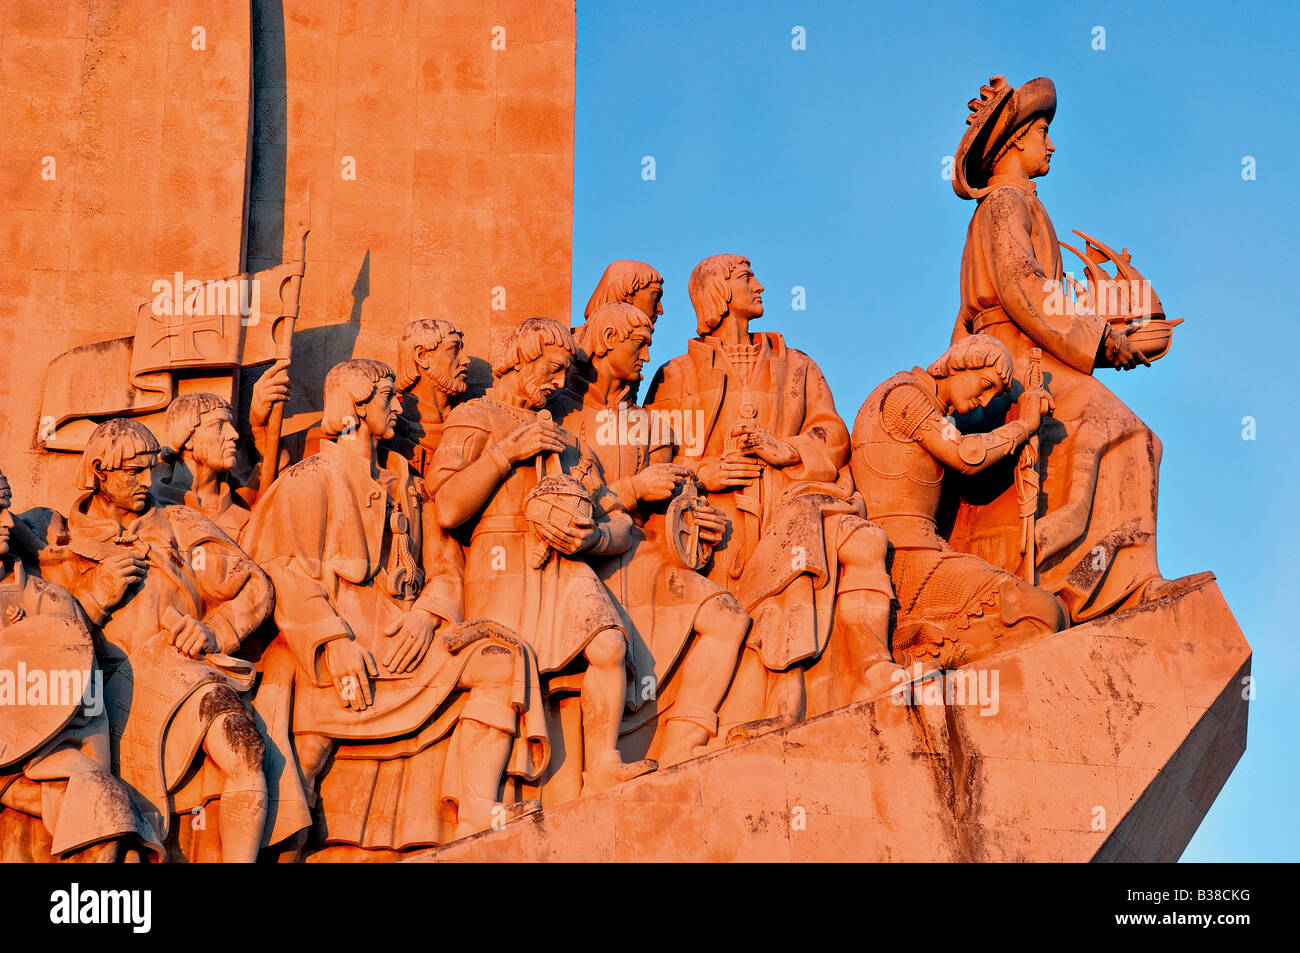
left=406, top=577, right=1249, bottom=862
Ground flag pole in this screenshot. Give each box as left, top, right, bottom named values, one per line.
left=263, top=187, right=310, bottom=485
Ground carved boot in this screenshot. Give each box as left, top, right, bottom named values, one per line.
left=838, top=584, right=909, bottom=702
left=655, top=706, right=719, bottom=767
left=582, top=750, right=656, bottom=794
left=455, top=798, right=542, bottom=841
left=723, top=668, right=805, bottom=744
left=1132, top=571, right=1216, bottom=608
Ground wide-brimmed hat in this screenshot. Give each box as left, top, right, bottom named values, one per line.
left=953, top=76, right=1056, bottom=200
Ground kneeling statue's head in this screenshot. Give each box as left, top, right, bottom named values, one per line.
left=927, top=334, right=1015, bottom=415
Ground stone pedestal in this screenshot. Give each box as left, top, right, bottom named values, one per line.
left=408, top=576, right=1249, bottom=862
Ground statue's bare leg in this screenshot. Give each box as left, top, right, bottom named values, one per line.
left=655, top=592, right=749, bottom=766
left=202, top=709, right=268, bottom=864
left=450, top=643, right=541, bottom=838
left=580, top=628, right=656, bottom=793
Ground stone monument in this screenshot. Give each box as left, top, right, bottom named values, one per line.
left=0, top=0, right=1248, bottom=863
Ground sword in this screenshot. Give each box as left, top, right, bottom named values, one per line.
left=1015, top=348, right=1043, bottom=583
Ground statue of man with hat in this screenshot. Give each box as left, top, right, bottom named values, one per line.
left=947, top=76, right=1200, bottom=622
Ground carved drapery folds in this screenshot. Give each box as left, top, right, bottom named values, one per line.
left=2, top=73, right=1205, bottom=862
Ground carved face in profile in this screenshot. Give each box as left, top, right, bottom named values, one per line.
left=1013, top=118, right=1054, bottom=178
left=187, top=407, right=239, bottom=472
left=424, top=333, right=470, bottom=396
left=95, top=455, right=156, bottom=514
left=627, top=282, right=663, bottom=323
left=520, top=344, right=572, bottom=409
left=357, top=376, right=403, bottom=440
left=946, top=367, right=1008, bottom=415
left=603, top=326, right=652, bottom=385
left=725, top=265, right=764, bottom=321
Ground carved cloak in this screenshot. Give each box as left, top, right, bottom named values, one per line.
left=42, top=498, right=275, bottom=843
left=645, top=333, right=868, bottom=673
left=427, top=391, right=631, bottom=676
left=244, top=438, right=548, bottom=850
left=949, top=177, right=1164, bottom=620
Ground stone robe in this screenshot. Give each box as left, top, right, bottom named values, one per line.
left=427, top=389, right=632, bottom=678
left=949, top=175, right=1163, bottom=621
left=645, top=333, right=873, bottom=716
left=390, top=398, right=465, bottom=627
left=153, top=477, right=249, bottom=543
left=549, top=384, right=735, bottom=728
left=244, top=438, right=548, bottom=850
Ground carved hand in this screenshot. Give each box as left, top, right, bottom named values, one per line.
left=698, top=457, right=764, bottom=492
left=163, top=610, right=217, bottom=660
left=323, top=638, right=378, bottom=711
left=749, top=429, right=800, bottom=468
left=534, top=514, right=599, bottom=555
left=631, top=463, right=690, bottom=502
left=500, top=419, right=567, bottom=464
left=381, top=608, right=438, bottom=674
left=692, top=503, right=727, bottom=546
left=1015, top=386, right=1053, bottom=432
left=87, top=550, right=148, bottom=611
left=1103, top=325, right=1149, bottom=372
left=249, top=358, right=291, bottom=428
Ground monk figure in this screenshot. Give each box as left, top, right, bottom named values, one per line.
left=244, top=359, right=546, bottom=856
left=948, top=76, right=1198, bottom=620
left=553, top=301, right=750, bottom=765
left=0, top=468, right=162, bottom=862
left=852, top=336, right=1067, bottom=668
left=646, top=255, right=899, bottom=740
left=428, top=318, right=657, bottom=794
left=152, top=361, right=290, bottom=541
left=39, top=419, right=278, bottom=862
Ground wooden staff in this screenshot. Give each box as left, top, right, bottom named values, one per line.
left=263, top=197, right=311, bottom=485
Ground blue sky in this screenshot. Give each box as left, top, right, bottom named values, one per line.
left=572, top=0, right=1298, bottom=861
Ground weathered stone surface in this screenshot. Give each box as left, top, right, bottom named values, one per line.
left=408, top=576, right=1248, bottom=862
left=247, top=0, right=576, bottom=452
left=0, top=12, right=1249, bottom=866
left=0, top=0, right=252, bottom=511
